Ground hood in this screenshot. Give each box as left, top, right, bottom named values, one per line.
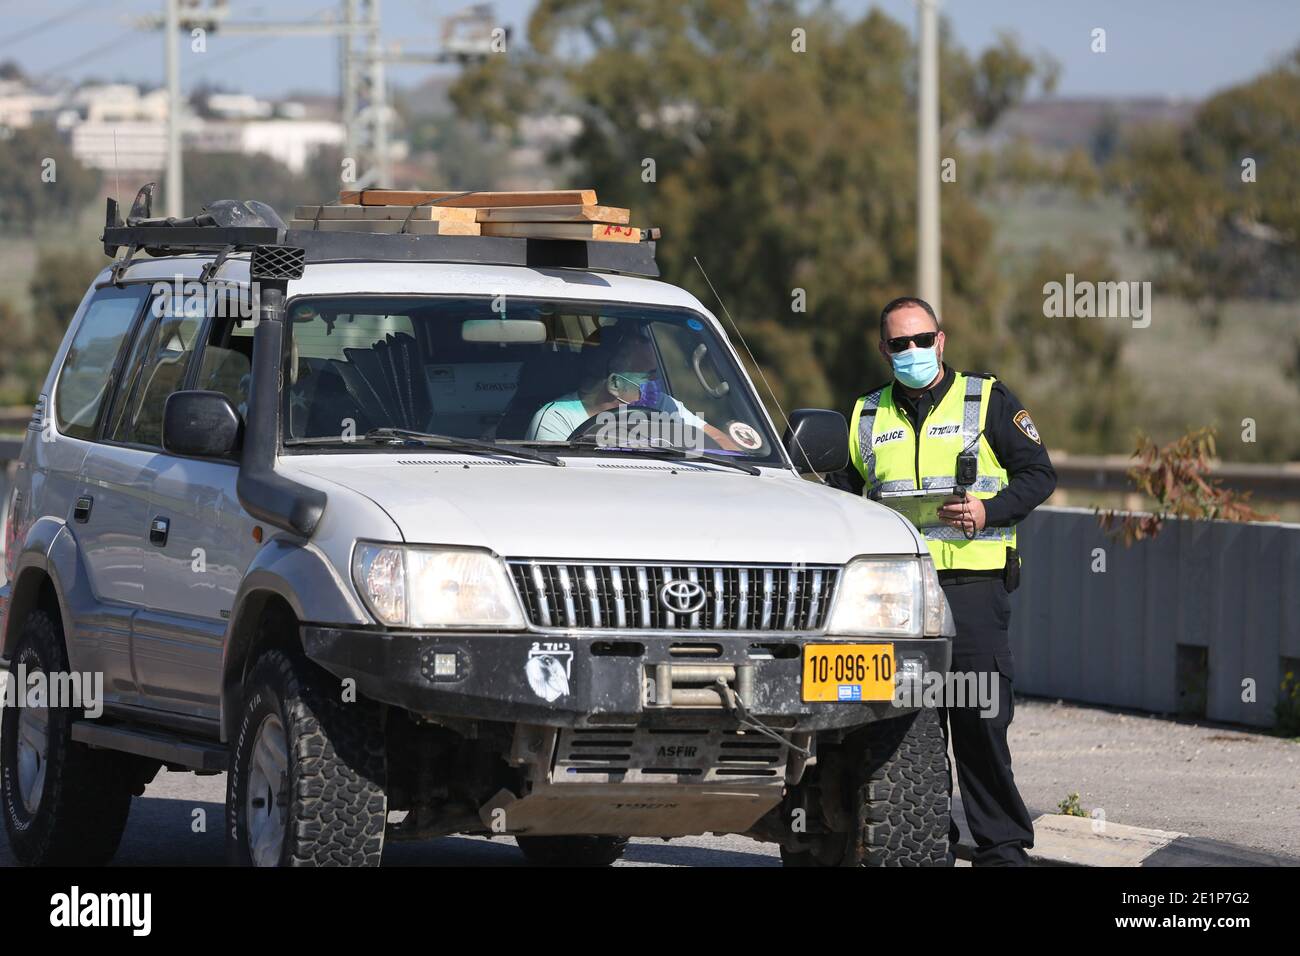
left=285, top=454, right=923, bottom=564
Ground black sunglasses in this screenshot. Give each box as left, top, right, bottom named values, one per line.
left=885, top=331, right=938, bottom=354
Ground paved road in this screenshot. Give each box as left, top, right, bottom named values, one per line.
left=0, top=764, right=785, bottom=867
left=1, top=677, right=1296, bottom=865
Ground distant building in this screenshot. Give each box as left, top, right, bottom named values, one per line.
left=0, top=79, right=59, bottom=129
left=70, top=120, right=170, bottom=173
left=203, top=92, right=273, bottom=120
left=191, top=119, right=344, bottom=172
left=72, top=84, right=170, bottom=124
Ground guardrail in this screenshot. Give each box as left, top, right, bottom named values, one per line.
left=0, top=408, right=29, bottom=434
left=1010, top=506, right=1300, bottom=729
left=1050, top=452, right=1300, bottom=500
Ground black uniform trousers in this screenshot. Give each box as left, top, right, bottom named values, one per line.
left=939, top=577, right=1035, bottom=866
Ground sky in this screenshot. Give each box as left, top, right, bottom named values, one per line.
left=1, top=0, right=1297, bottom=101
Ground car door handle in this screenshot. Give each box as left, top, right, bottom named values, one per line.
left=73, top=496, right=93, bottom=523
left=149, top=516, right=170, bottom=547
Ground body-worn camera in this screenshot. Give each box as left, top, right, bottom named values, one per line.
left=956, top=448, right=979, bottom=487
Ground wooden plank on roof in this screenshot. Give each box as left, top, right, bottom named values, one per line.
left=473, top=204, right=630, bottom=224
left=478, top=222, right=643, bottom=242
left=338, top=188, right=599, bottom=208
left=296, top=204, right=477, bottom=223
left=289, top=219, right=481, bottom=236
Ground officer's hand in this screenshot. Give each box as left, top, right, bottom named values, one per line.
left=937, top=495, right=986, bottom=533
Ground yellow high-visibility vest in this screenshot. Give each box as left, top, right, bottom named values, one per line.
left=849, top=371, right=1013, bottom=571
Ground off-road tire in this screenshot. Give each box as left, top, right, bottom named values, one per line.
left=516, top=835, right=629, bottom=867
left=227, top=648, right=388, bottom=866
left=0, top=609, right=134, bottom=865
left=781, top=708, right=949, bottom=867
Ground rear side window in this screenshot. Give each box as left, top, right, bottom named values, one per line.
left=55, top=285, right=150, bottom=440
left=107, top=294, right=205, bottom=447
left=193, top=316, right=255, bottom=418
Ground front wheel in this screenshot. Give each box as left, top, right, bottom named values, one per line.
left=227, top=649, right=388, bottom=866
left=781, top=708, right=950, bottom=866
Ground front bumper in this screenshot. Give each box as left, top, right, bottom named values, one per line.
left=302, top=627, right=951, bottom=732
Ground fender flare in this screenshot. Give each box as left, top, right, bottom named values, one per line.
left=2, top=516, right=75, bottom=661
left=219, top=537, right=370, bottom=740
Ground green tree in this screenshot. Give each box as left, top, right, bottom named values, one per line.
left=451, top=1, right=1055, bottom=417
left=0, top=124, right=101, bottom=232
left=1121, top=46, right=1300, bottom=303
left=164, top=147, right=346, bottom=220
left=16, top=247, right=104, bottom=401
left=1001, top=248, right=1134, bottom=454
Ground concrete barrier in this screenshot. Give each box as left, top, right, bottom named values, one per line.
left=1011, top=507, right=1300, bottom=728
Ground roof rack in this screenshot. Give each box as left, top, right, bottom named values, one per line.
left=101, top=186, right=661, bottom=280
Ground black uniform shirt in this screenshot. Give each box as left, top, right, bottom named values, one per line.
left=829, top=364, right=1057, bottom=528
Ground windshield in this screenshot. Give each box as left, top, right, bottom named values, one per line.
left=281, top=295, right=783, bottom=464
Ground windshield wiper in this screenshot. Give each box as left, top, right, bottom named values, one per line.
left=553, top=440, right=762, bottom=476
left=288, top=428, right=563, bottom=466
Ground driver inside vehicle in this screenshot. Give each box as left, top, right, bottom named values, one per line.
left=525, top=328, right=741, bottom=450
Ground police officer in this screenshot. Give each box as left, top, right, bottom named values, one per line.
left=832, top=296, right=1056, bottom=866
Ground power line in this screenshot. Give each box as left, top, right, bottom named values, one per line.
left=186, top=35, right=281, bottom=76
left=34, top=29, right=150, bottom=81
left=186, top=5, right=338, bottom=77
left=0, top=0, right=104, bottom=53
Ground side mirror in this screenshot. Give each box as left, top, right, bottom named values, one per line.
left=163, top=390, right=243, bottom=459
left=783, top=408, right=849, bottom=475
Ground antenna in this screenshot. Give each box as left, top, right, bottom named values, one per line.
left=112, top=128, right=121, bottom=214
left=692, top=256, right=817, bottom=479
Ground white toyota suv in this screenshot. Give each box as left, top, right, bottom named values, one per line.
left=0, top=192, right=953, bottom=867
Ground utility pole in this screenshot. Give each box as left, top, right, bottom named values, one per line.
left=145, top=2, right=499, bottom=200
left=340, top=0, right=358, bottom=162
left=916, top=0, right=941, bottom=313
left=361, top=0, right=389, bottom=187
left=165, top=0, right=183, bottom=217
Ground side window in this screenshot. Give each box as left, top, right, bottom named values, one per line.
left=107, top=294, right=205, bottom=447
left=54, top=284, right=150, bottom=440
left=194, top=315, right=255, bottom=418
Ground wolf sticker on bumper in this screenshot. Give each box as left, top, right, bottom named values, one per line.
left=525, top=642, right=574, bottom=701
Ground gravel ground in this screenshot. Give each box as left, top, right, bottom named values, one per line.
left=1007, top=696, right=1300, bottom=859
left=1, top=669, right=1296, bottom=865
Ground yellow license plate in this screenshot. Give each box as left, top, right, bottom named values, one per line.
left=801, top=644, right=895, bottom=702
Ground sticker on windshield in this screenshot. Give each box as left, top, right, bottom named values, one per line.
left=687, top=318, right=703, bottom=331
left=525, top=642, right=573, bottom=702
left=727, top=421, right=763, bottom=450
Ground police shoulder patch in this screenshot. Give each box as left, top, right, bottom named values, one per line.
left=1013, top=409, right=1041, bottom=444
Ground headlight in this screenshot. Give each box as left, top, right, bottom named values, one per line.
left=352, top=544, right=525, bottom=630
left=920, top=556, right=956, bottom=637
left=826, top=556, right=953, bottom=639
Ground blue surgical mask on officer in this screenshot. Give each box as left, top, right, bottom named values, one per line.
left=891, top=346, right=940, bottom=389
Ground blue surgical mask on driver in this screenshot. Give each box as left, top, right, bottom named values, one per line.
left=890, top=346, right=940, bottom=389
left=611, top=372, right=661, bottom=406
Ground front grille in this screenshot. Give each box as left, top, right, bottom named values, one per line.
left=508, top=560, right=839, bottom=632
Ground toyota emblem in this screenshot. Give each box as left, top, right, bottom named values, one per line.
left=659, top=579, right=707, bottom=614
